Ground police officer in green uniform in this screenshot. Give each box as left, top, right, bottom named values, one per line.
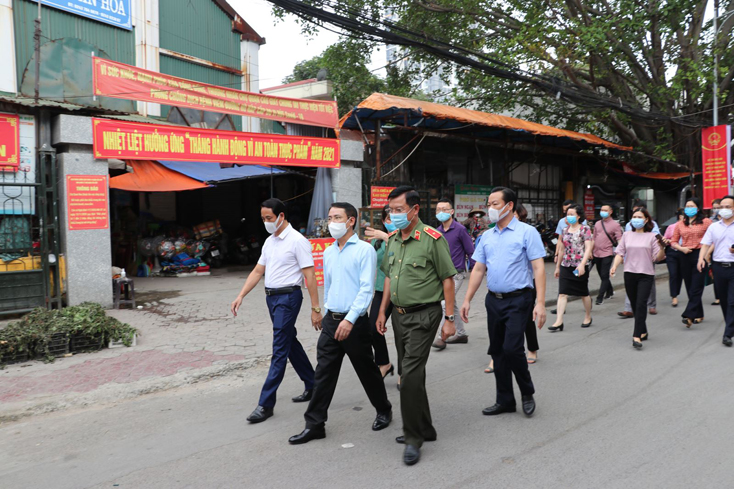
left=376, top=186, right=457, bottom=466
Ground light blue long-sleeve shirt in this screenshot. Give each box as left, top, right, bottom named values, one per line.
left=323, top=233, right=377, bottom=324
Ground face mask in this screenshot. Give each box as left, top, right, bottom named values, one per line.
left=566, top=215, right=578, bottom=225
left=600, top=211, right=610, bottom=219
left=684, top=207, right=698, bottom=217
left=436, top=212, right=452, bottom=222
left=328, top=221, right=349, bottom=239
left=487, top=204, right=510, bottom=224
left=264, top=214, right=284, bottom=234
left=299, top=228, right=306, bottom=234
left=712, top=209, right=719, bottom=218
left=719, top=208, right=733, bottom=220
left=391, top=207, right=414, bottom=230
left=384, top=222, right=397, bottom=233
left=630, top=218, right=645, bottom=229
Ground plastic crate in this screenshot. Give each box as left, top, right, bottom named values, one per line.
left=47, top=333, right=70, bottom=357
left=0, top=343, right=31, bottom=365
left=70, top=333, right=104, bottom=353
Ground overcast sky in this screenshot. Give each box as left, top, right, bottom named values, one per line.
left=231, top=0, right=384, bottom=90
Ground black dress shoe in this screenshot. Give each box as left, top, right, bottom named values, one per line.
left=581, top=318, right=593, bottom=328
left=396, top=435, right=437, bottom=444
left=640, top=333, right=648, bottom=341
left=288, top=427, right=326, bottom=445
left=372, top=411, right=392, bottom=431
left=292, top=390, right=313, bottom=403
left=723, top=336, right=733, bottom=347
left=521, top=395, right=535, bottom=417
left=551, top=309, right=557, bottom=314
left=595, top=298, right=604, bottom=306
left=633, top=340, right=643, bottom=349
left=403, top=445, right=421, bottom=466
left=482, top=403, right=517, bottom=416
left=548, top=324, right=564, bottom=332
left=246, top=406, right=273, bottom=423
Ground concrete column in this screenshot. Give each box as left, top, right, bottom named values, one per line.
left=241, top=39, right=261, bottom=133
left=54, top=115, right=112, bottom=307
left=0, top=0, right=17, bottom=95
left=331, top=139, right=365, bottom=209
left=133, top=0, right=160, bottom=116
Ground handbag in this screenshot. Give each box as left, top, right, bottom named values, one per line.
left=600, top=219, right=618, bottom=248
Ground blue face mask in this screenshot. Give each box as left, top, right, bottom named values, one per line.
left=684, top=207, right=698, bottom=217
left=600, top=211, right=610, bottom=219
left=384, top=222, right=397, bottom=233
left=391, top=208, right=414, bottom=230
left=566, top=215, right=578, bottom=225
left=436, top=212, right=452, bottom=222
left=631, top=218, right=645, bottom=229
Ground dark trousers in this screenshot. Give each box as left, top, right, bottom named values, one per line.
left=680, top=249, right=707, bottom=320
left=594, top=256, right=614, bottom=300
left=525, top=312, right=539, bottom=352
left=258, top=289, right=315, bottom=408
left=624, top=272, right=654, bottom=337
left=391, top=303, right=443, bottom=448
left=712, top=263, right=734, bottom=339
left=304, top=314, right=391, bottom=429
left=486, top=290, right=535, bottom=407
left=666, top=247, right=684, bottom=298
left=368, top=291, right=393, bottom=367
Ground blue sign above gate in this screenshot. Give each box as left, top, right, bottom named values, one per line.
left=33, top=0, right=132, bottom=31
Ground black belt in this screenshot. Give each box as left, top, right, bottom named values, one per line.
left=328, top=311, right=347, bottom=321
left=714, top=262, right=734, bottom=268
left=264, top=286, right=300, bottom=296
left=487, top=287, right=533, bottom=299
left=394, top=302, right=441, bottom=315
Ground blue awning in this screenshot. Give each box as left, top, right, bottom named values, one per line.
left=157, top=161, right=286, bottom=184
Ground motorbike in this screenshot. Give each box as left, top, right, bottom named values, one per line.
left=231, top=218, right=261, bottom=266
left=203, top=235, right=227, bottom=268
left=535, top=224, right=558, bottom=261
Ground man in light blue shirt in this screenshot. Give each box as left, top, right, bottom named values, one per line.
left=289, top=202, right=392, bottom=445
left=460, top=187, right=547, bottom=418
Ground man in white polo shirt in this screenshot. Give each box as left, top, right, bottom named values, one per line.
left=231, top=198, right=323, bottom=423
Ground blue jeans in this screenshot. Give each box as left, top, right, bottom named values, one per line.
left=258, top=289, right=315, bottom=408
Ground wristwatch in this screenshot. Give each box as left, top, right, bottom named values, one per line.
left=311, top=307, right=322, bottom=313
left=444, top=315, right=455, bottom=321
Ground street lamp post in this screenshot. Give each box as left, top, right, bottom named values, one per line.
left=713, top=0, right=734, bottom=126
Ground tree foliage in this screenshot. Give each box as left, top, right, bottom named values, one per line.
left=283, top=39, right=425, bottom=116
left=281, top=0, right=734, bottom=169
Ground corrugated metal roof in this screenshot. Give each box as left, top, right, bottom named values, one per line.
left=0, top=94, right=92, bottom=111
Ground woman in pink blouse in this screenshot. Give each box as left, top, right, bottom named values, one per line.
left=549, top=204, right=594, bottom=332
left=611, top=208, right=666, bottom=348
left=670, top=198, right=712, bottom=327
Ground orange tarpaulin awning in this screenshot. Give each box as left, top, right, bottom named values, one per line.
left=109, top=160, right=209, bottom=192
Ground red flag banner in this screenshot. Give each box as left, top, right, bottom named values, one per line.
left=702, top=125, right=732, bottom=208
left=309, top=238, right=335, bottom=286
left=92, top=57, right=339, bottom=128
left=370, top=186, right=396, bottom=208
left=92, top=118, right=341, bottom=169
left=0, top=113, right=20, bottom=169
left=66, top=175, right=109, bottom=230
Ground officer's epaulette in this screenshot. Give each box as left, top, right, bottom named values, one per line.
left=423, top=227, right=442, bottom=240
left=388, top=230, right=398, bottom=238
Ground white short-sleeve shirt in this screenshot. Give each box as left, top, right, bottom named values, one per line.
left=257, top=224, right=314, bottom=288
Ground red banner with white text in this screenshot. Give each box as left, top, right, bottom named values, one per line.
left=92, top=118, right=340, bottom=168
left=702, top=125, right=732, bottom=208
left=0, top=113, right=20, bottom=170
left=310, top=238, right=335, bottom=286
left=92, top=57, right=339, bottom=128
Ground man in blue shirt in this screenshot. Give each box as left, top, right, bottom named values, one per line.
left=460, top=187, right=547, bottom=417
left=289, top=202, right=392, bottom=445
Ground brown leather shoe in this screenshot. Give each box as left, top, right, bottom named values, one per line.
left=445, top=335, right=468, bottom=344
left=649, top=308, right=657, bottom=315
left=617, top=311, right=634, bottom=318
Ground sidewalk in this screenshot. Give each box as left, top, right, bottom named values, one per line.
left=0, top=262, right=668, bottom=421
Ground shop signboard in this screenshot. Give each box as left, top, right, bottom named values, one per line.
left=454, top=184, right=494, bottom=222
left=93, top=58, right=339, bottom=128
left=584, top=188, right=595, bottom=219
left=0, top=113, right=19, bottom=170
left=66, top=175, right=110, bottom=230
left=309, top=238, right=335, bottom=286
left=32, top=0, right=132, bottom=30
left=702, top=125, right=732, bottom=208
left=92, top=118, right=341, bottom=169
left=1, top=115, right=36, bottom=215
left=370, top=186, right=395, bottom=208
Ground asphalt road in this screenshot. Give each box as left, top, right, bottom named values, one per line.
left=1, top=281, right=732, bottom=489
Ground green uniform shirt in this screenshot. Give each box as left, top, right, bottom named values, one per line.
left=372, top=239, right=387, bottom=292
left=380, top=220, right=457, bottom=307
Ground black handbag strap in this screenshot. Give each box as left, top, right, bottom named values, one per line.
left=600, top=219, right=618, bottom=248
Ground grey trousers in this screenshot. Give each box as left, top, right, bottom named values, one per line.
left=624, top=279, right=657, bottom=312
left=439, top=272, right=466, bottom=337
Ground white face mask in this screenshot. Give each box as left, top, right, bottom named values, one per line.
left=264, top=214, right=284, bottom=234
left=328, top=221, right=350, bottom=239
left=719, top=208, right=733, bottom=220
left=487, top=203, right=510, bottom=224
